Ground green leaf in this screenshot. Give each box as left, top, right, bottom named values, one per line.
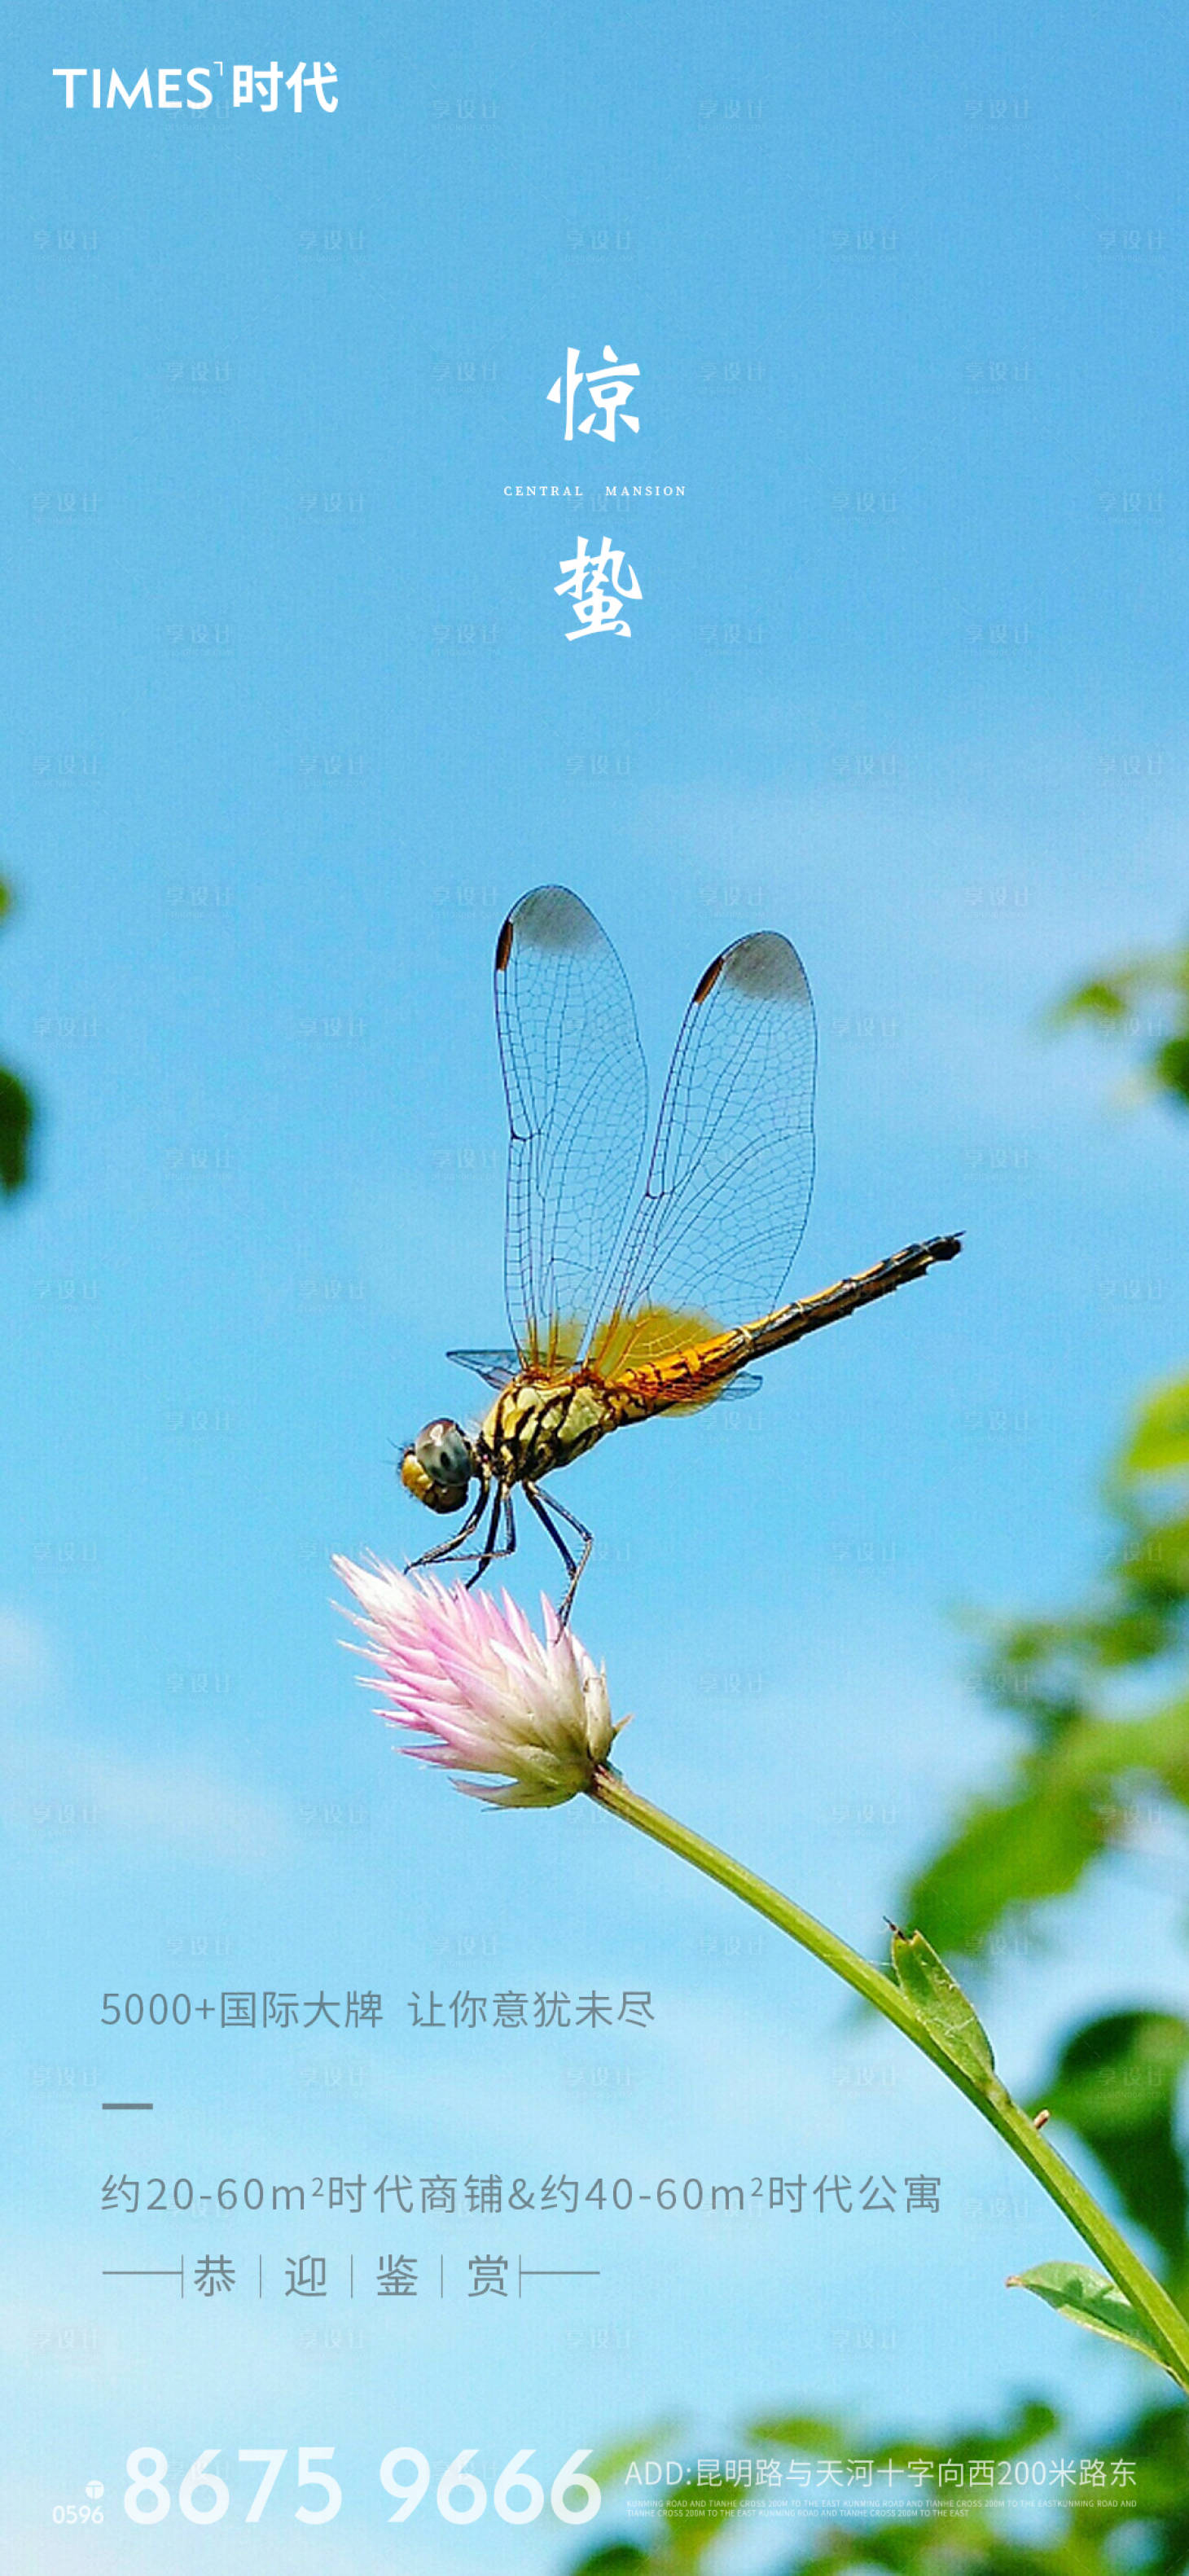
left=0, top=1067, right=32, bottom=1192
left=900, top=1669, right=1189, bottom=1962
left=661, top=2478, right=749, bottom=2564
left=1057, top=1704, right=1189, bottom=1810
left=0, top=877, right=33, bottom=1195
left=1007, top=2260, right=1165, bottom=2366
left=1125, top=1378, right=1189, bottom=1477
left=745, top=2413, right=846, bottom=2450
left=904, top=1778, right=1112, bottom=1957
left=1120, top=2400, right=1189, bottom=2523
left=868, top=2398, right=1059, bottom=2479
left=661, top=2482, right=749, bottom=2533
left=924, top=2398, right=1059, bottom=2469
left=566, top=2552, right=651, bottom=2574
left=1048, top=937, right=1189, bottom=1122
left=890, top=1928, right=996, bottom=2081
left=1029, top=2012, right=1189, bottom=2266
left=1115, top=1515, right=1189, bottom=1594
left=1050, top=973, right=1132, bottom=1025
left=1155, top=1035, right=1189, bottom=1106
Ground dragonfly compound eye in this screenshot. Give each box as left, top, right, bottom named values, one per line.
left=401, top=1419, right=475, bottom=1513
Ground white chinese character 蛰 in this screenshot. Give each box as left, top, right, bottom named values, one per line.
left=548, top=345, right=641, bottom=441
left=555, top=535, right=642, bottom=639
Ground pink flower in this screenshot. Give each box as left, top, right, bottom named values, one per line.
left=335, top=1556, right=619, bottom=1809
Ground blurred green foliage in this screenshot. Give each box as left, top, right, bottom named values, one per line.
left=565, top=938, right=1189, bottom=2575
left=902, top=1354, right=1189, bottom=1959
left=902, top=938, right=1189, bottom=1967
left=0, top=880, right=33, bottom=1192
left=566, top=2396, right=1189, bottom=2572
left=1049, top=930, right=1189, bottom=1109
left=1029, top=2016, right=1189, bottom=2299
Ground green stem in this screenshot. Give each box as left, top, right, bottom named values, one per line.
left=589, top=1767, right=1189, bottom=2393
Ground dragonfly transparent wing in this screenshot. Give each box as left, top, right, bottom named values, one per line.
left=587, top=932, right=816, bottom=1380
left=494, top=885, right=648, bottom=1372
left=447, top=1349, right=520, bottom=1391
left=698, top=1367, right=761, bottom=1402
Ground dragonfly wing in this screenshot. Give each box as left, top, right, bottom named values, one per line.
left=587, top=931, right=816, bottom=1379
left=667, top=1366, right=763, bottom=1414
left=494, top=886, right=647, bottom=1372
left=708, top=1367, right=762, bottom=1402
left=447, top=1349, right=520, bottom=1390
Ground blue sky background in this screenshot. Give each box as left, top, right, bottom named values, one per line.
left=5, top=2, right=1189, bottom=2565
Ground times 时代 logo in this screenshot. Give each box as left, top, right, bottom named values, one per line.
left=51, top=64, right=338, bottom=112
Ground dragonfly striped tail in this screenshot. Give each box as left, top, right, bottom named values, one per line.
left=603, top=1235, right=962, bottom=1419
left=740, top=1234, right=962, bottom=1363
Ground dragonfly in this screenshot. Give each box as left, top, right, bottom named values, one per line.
left=401, top=884, right=960, bottom=1619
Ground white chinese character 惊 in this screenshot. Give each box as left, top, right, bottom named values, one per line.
left=548, top=344, right=640, bottom=441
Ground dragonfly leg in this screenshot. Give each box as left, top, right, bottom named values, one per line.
left=463, top=1485, right=519, bottom=1589
left=523, top=1482, right=593, bottom=1626
left=406, top=1471, right=490, bottom=1573
left=460, top=1483, right=503, bottom=1589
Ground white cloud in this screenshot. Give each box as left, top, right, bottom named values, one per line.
left=0, top=1605, right=57, bottom=1701
left=2, top=1689, right=292, bottom=1875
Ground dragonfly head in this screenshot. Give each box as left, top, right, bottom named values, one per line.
left=401, top=1418, right=476, bottom=1515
